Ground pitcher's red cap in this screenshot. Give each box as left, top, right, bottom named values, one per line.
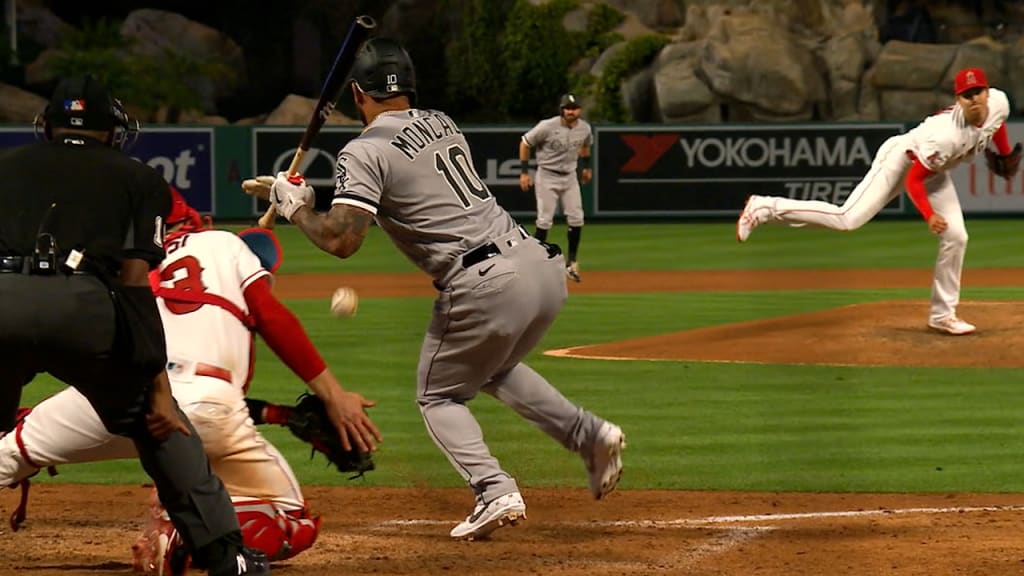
left=954, top=67, right=988, bottom=95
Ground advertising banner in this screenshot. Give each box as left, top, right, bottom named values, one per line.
left=0, top=127, right=215, bottom=212
left=594, top=124, right=906, bottom=216
left=950, top=121, right=1024, bottom=213
left=252, top=126, right=537, bottom=217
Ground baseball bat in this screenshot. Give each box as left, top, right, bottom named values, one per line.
left=258, top=14, right=377, bottom=229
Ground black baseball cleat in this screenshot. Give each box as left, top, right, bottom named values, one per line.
left=233, top=547, right=271, bottom=575
left=208, top=547, right=271, bottom=576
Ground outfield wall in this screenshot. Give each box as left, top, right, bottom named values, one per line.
left=3, top=121, right=1023, bottom=220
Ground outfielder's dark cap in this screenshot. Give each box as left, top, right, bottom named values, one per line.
left=559, top=93, right=581, bottom=109
left=44, top=75, right=127, bottom=131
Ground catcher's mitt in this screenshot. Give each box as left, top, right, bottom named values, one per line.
left=985, top=142, right=1022, bottom=179
left=285, top=393, right=375, bottom=479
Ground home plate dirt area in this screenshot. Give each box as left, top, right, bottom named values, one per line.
left=2, top=268, right=1023, bottom=575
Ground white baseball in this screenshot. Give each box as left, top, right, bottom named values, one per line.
left=330, top=286, right=358, bottom=318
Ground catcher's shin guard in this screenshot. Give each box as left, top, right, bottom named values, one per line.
left=234, top=498, right=321, bottom=561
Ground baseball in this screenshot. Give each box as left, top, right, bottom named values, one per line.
left=330, top=286, right=358, bottom=318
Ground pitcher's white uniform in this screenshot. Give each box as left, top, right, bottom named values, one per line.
left=738, top=86, right=1011, bottom=332
left=0, top=226, right=321, bottom=563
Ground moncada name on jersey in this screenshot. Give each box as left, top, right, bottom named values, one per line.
left=389, top=111, right=462, bottom=161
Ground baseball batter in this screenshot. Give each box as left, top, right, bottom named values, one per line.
left=0, top=189, right=381, bottom=571
left=737, top=67, right=1017, bottom=335
left=265, top=38, right=624, bottom=540
left=519, top=93, right=593, bottom=282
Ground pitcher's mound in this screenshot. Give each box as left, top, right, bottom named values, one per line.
left=547, top=300, right=1024, bottom=367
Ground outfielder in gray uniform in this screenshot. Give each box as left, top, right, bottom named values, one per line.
left=519, top=93, right=593, bottom=282
left=265, top=38, right=625, bottom=541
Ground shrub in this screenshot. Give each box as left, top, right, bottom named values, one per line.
left=46, top=18, right=236, bottom=117
left=590, top=34, right=669, bottom=122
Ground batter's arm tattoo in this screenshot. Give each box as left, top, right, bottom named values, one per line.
left=292, top=204, right=374, bottom=259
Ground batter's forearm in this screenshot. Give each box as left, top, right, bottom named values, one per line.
left=292, top=204, right=371, bottom=259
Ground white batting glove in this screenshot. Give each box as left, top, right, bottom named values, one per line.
left=270, top=171, right=315, bottom=221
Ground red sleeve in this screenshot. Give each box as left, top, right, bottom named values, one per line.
left=904, top=159, right=936, bottom=221
left=993, top=124, right=1011, bottom=155
left=243, top=277, right=327, bottom=382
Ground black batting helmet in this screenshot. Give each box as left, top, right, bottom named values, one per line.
left=350, top=37, right=417, bottom=105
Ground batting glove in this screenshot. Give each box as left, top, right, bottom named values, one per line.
left=270, top=171, right=315, bottom=222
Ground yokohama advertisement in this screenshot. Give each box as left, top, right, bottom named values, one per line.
left=594, top=124, right=906, bottom=216
left=950, top=121, right=1024, bottom=213
left=252, top=126, right=536, bottom=217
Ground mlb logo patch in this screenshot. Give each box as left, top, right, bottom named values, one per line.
left=64, top=99, right=86, bottom=112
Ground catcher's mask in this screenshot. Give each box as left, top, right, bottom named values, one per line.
left=33, top=74, right=140, bottom=150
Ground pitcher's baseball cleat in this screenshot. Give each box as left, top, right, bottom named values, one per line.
left=585, top=422, right=625, bottom=499
left=736, top=195, right=764, bottom=243
left=928, top=315, right=976, bottom=335
left=450, top=492, right=526, bottom=540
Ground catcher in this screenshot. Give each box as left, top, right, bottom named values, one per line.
left=0, top=188, right=381, bottom=573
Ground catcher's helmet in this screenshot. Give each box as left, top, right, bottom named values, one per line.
left=350, top=37, right=417, bottom=105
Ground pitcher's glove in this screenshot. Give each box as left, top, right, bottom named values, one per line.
left=287, top=393, right=375, bottom=478
left=985, top=143, right=1022, bottom=179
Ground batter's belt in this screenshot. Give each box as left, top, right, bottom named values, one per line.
left=460, top=226, right=530, bottom=268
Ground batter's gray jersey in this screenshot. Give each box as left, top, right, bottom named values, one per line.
left=331, top=109, right=518, bottom=280
left=329, top=108, right=608, bottom=508
left=522, top=116, right=593, bottom=173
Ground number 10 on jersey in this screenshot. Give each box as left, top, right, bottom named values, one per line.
left=435, top=144, right=491, bottom=208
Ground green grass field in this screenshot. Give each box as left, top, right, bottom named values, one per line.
left=22, top=219, right=1024, bottom=494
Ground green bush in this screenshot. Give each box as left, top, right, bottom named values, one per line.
left=46, top=18, right=235, bottom=117
left=590, top=34, right=669, bottom=122
left=442, top=0, right=517, bottom=115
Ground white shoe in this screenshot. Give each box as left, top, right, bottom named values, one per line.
left=449, top=492, right=526, bottom=540
left=928, top=316, right=976, bottom=335
left=736, top=195, right=765, bottom=242
left=566, top=261, right=581, bottom=283
left=585, top=422, right=625, bottom=500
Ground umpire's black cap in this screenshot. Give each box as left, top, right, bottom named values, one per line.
left=44, top=75, right=125, bottom=131
left=559, top=93, right=581, bottom=109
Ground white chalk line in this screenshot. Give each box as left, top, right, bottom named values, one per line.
left=377, top=504, right=1024, bottom=529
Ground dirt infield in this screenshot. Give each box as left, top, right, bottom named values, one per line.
left=3, top=268, right=1022, bottom=575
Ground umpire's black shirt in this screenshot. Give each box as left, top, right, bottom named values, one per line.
left=0, top=135, right=169, bottom=274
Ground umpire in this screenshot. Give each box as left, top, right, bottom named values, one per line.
left=0, top=75, right=269, bottom=576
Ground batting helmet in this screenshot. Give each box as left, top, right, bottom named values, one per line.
left=559, top=93, right=581, bottom=109
left=350, top=37, right=417, bottom=105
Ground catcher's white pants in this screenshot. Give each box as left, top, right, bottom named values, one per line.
left=0, top=378, right=305, bottom=511
left=757, top=135, right=967, bottom=322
